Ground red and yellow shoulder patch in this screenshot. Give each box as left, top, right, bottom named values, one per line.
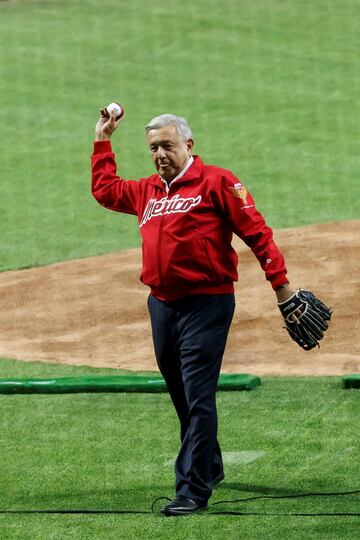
left=228, top=182, right=248, bottom=204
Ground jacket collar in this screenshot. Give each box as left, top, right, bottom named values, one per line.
left=163, top=155, right=194, bottom=183
left=148, top=155, right=204, bottom=187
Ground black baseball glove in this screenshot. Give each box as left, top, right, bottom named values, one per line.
left=278, top=289, right=332, bottom=351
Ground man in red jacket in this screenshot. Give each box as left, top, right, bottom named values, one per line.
left=92, top=109, right=296, bottom=516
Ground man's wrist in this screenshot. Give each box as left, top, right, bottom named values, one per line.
left=275, top=283, right=289, bottom=291
left=275, top=283, right=296, bottom=303
left=95, top=134, right=111, bottom=142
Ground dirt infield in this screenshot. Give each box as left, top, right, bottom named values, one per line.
left=1, top=221, right=359, bottom=376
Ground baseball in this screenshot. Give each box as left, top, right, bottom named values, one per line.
left=106, top=102, right=124, bottom=120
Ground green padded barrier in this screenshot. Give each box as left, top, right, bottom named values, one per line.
left=341, top=374, right=360, bottom=389
left=0, top=373, right=260, bottom=394
left=217, top=373, right=260, bottom=390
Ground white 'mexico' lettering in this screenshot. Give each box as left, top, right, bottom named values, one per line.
left=140, top=194, right=202, bottom=227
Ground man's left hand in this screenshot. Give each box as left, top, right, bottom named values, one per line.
left=277, top=287, right=332, bottom=350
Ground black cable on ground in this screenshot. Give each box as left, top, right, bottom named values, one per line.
left=0, top=509, right=359, bottom=517
left=210, top=489, right=360, bottom=505
left=0, top=510, right=151, bottom=515
left=0, top=510, right=359, bottom=517
left=1, top=489, right=359, bottom=517
left=208, top=511, right=360, bottom=517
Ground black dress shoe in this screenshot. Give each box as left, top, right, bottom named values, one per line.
left=212, top=472, right=225, bottom=486
left=161, top=496, right=208, bottom=516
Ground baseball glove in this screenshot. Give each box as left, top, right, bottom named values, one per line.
left=278, top=289, right=332, bottom=351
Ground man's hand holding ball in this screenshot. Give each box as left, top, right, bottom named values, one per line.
left=95, top=102, right=125, bottom=141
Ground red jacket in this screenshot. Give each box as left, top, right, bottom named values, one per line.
left=91, top=140, right=288, bottom=301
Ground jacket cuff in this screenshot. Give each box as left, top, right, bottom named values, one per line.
left=93, top=140, right=113, bottom=154
left=269, top=274, right=289, bottom=290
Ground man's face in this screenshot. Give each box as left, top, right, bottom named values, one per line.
left=147, top=124, right=193, bottom=182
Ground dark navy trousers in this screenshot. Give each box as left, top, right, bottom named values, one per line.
left=147, top=293, right=235, bottom=503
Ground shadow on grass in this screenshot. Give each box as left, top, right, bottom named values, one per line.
left=2, top=482, right=337, bottom=506
left=0, top=484, right=173, bottom=512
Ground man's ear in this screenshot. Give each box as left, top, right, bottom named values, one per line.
left=186, top=138, right=194, bottom=153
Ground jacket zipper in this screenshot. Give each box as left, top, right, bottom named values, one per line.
left=157, top=181, right=169, bottom=284
left=157, top=213, right=166, bottom=283
left=156, top=180, right=177, bottom=284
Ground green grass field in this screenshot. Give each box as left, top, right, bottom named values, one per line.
left=0, top=359, right=359, bottom=539
left=1, top=0, right=359, bottom=271
left=1, top=0, right=359, bottom=537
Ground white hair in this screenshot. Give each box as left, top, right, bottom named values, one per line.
left=145, top=114, right=193, bottom=141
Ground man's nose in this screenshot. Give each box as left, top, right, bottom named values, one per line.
left=157, top=146, right=166, bottom=159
